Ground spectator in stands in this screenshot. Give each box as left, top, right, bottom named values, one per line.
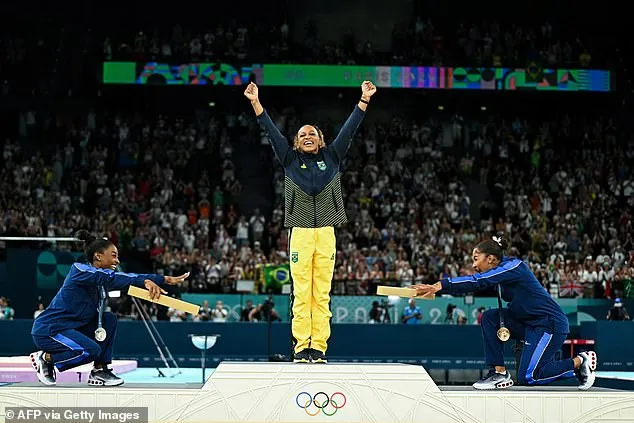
left=240, top=299, right=255, bottom=321
left=210, top=300, right=228, bottom=322
left=33, top=303, right=45, bottom=319
left=476, top=306, right=486, bottom=325
left=606, top=298, right=630, bottom=321
left=0, top=297, right=15, bottom=320
left=248, top=301, right=282, bottom=322
left=402, top=299, right=422, bottom=324
left=195, top=300, right=212, bottom=321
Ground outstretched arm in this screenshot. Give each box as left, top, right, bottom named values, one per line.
left=72, top=263, right=165, bottom=288
left=330, top=81, right=377, bottom=162
left=244, top=82, right=291, bottom=166
left=412, top=258, right=523, bottom=296
left=71, top=263, right=190, bottom=299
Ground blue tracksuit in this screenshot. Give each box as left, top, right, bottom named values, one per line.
left=440, top=256, right=576, bottom=385
left=31, top=263, right=165, bottom=372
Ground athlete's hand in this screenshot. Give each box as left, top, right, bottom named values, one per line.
left=144, top=280, right=167, bottom=300
left=244, top=82, right=259, bottom=101
left=361, top=81, right=377, bottom=98
left=165, top=272, right=190, bottom=285
left=411, top=282, right=441, bottom=298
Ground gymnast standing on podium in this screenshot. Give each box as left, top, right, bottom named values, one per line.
left=30, top=230, right=189, bottom=386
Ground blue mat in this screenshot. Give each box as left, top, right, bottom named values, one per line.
left=121, top=367, right=215, bottom=384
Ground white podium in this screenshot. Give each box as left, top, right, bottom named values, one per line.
left=1, top=362, right=634, bottom=423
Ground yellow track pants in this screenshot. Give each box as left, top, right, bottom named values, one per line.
left=288, top=226, right=336, bottom=355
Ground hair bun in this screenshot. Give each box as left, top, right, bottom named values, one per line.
left=492, top=232, right=508, bottom=249
left=75, top=230, right=96, bottom=244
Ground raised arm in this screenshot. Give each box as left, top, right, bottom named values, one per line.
left=244, top=82, right=292, bottom=166
left=330, top=81, right=377, bottom=162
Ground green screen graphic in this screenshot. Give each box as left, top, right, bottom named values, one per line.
left=102, top=62, right=613, bottom=92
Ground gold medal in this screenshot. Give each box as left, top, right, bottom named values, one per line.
left=497, top=327, right=510, bottom=342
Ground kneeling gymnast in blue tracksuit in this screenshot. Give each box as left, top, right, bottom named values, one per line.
left=30, top=230, right=189, bottom=387
left=413, top=233, right=597, bottom=390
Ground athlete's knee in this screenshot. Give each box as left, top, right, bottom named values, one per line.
left=102, top=311, right=118, bottom=328
left=84, top=342, right=102, bottom=361
left=481, top=309, right=499, bottom=326
left=517, top=369, right=530, bottom=385
left=519, top=362, right=543, bottom=385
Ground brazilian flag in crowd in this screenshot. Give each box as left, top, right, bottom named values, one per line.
left=263, top=264, right=291, bottom=290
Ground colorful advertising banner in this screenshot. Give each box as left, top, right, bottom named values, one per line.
left=102, top=62, right=613, bottom=92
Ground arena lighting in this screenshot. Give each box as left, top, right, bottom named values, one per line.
left=437, top=105, right=444, bottom=110
left=481, top=106, right=487, bottom=111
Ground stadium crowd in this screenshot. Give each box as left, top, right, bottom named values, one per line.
left=0, top=12, right=631, bottom=324
left=1, top=102, right=632, bottom=306
left=102, top=18, right=600, bottom=67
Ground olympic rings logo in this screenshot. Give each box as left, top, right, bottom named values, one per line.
left=295, top=391, right=347, bottom=416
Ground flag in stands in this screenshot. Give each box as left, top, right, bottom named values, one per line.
left=263, top=264, right=290, bottom=290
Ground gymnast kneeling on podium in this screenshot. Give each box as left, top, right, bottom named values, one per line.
left=412, top=233, right=598, bottom=391
left=30, top=230, right=189, bottom=387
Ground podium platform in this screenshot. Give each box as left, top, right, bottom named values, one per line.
left=1, top=362, right=634, bottom=423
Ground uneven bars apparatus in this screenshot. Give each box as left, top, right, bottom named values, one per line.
left=0, top=237, right=83, bottom=242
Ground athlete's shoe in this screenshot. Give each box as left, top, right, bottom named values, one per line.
left=87, top=367, right=124, bottom=387
left=30, top=351, right=56, bottom=386
left=310, top=349, right=328, bottom=364
left=472, top=369, right=514, bottom=390
left=576, top=351, right=597, bottom=390
left=293, top=348, right=311, bottom=363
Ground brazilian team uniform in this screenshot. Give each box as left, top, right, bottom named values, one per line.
left=257, top=105, right=365, bottom=357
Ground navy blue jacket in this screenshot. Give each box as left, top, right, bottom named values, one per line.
left=32, top=263, right=166, bottom=336
left=440, top=256, right=569, bottom=334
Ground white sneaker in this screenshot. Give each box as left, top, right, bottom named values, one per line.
left=30, top=351, right=56, bottom=386
left=577, top=351, right=597, bottom=391
left=473, top=369, right=514, bottom=390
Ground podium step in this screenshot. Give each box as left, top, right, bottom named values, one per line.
left=1, top=362, right=633, bottom=422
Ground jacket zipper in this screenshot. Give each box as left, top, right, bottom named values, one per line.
left=312, top=165, right=317, bottom=226
left=289, top=190, right=295, bottom=215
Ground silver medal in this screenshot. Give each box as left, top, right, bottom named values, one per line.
left=95, top=327, right=107, bottom=342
